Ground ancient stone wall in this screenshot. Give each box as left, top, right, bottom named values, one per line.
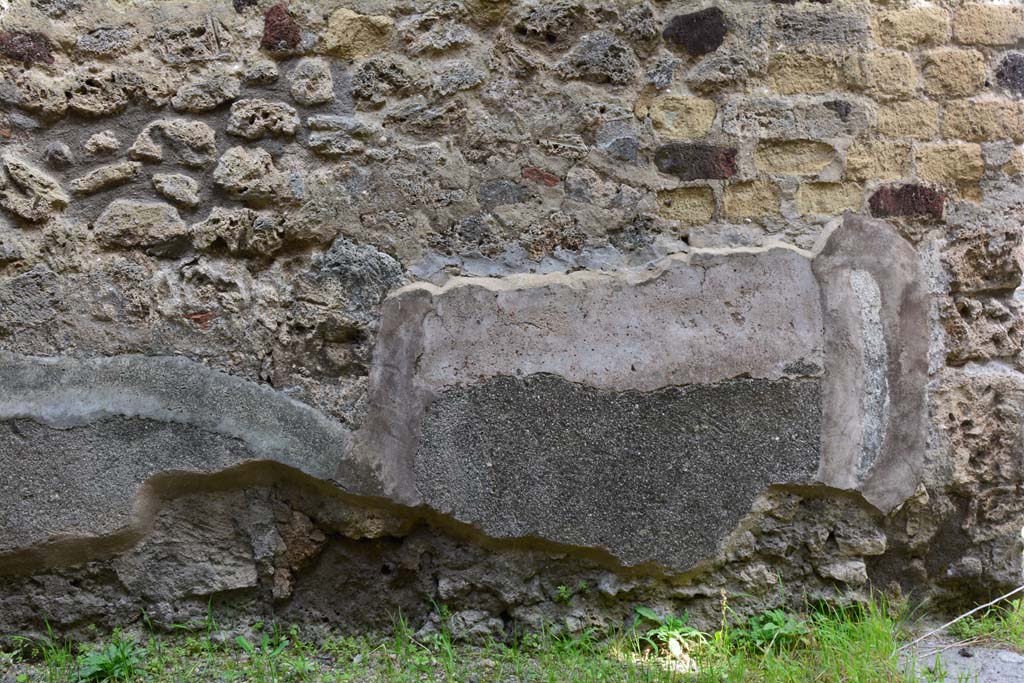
left=0, top=0, right=1023, bottom=638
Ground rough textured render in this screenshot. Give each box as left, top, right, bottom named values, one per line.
left=0, top=0, right=1021, bottom=637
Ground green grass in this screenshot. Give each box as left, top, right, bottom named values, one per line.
left=0, top=596, right=947, bottom=682
left=950, top=598, right=1024, bottom=651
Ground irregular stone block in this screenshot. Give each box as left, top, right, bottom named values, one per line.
left=213, top=146, right=290, bottom=205
left=289, top=58, right=335, bottom=105
left=322, top=7, right=394, bottom=60
left=261, top=3, right=301, bottom=53
left=654, top=142, right=738, bottom=180
left=0, top=30, right=54, bottom=65
left=76, top=26, right=138, bottom=58
left=556, top=31, right=638, bottom=85
left=226, top=98, right=300, bottom=140
left=0, top=155, right=69, bottom=222
left=191, top=206, right=283, bottom=257
left=83, top=130, right=120, bottom=156
left=92, top=199, right=189, bottom=256
left=129, top=119, right=217, bottom=168
left=662, top=7, right=728, bottom=57
left=69, top=161, right=140, bottom=195
left=152, top=173, right=200, bottom=208
left=171, top=73, right=241, bottom=112
left=869, top=184, right=945, bottom=220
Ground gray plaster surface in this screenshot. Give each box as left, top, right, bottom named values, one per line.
left=0, top=353, right=378, bottom=558
left=406, top=246, right=824, bottom=392
left=415, top=374, right=822, bottom=571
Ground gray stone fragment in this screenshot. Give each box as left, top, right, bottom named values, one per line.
left=776, top=9, right=869, bottom=46
left=76, top=26, right=138, bottom=57
left=432, top=61, right=485, bottom=96
left=152, top=173, right=200, bottom=208
left=288, top=58, right=335, bottom=106
left=308, top=132, right=364, bottom=157
left=478, top=178, right=531, bottom=210
left=407, top=20, right=473, bottom=54
left=68, top=161, right=140, bottom=195
left=557, top=31, right=638, bottom=85
left=227, top=99, right=300, bottom=140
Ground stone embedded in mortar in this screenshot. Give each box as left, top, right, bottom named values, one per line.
left=226, top=98, right=300, bottom=139
left=66, top=68, right=135, bottom=117
left=12, top=71, right=68, bottom=121
left=92, top=199, right=190, bottom=257
left=76, top=27, right=138, bottom=58
left=261, top=3, right=302, bottom=53
left=432, top=61, right=485, bottom=97
left=944, top=227, right=1024, bottom=295
left=654, top=142, right=738, bottom=180
left=83, top=130, right=120, bottom=156
left=513, top=2, right=586, bottom=48
left=152, top=173, right=200, bottom=208
left=289, top=58, right=335, bottom=106
left=155, top=19, right=226, bottom=64
left=406, top=19, right=474, bottom=55
left=43, top=143, right=73, bottom=170
left=996, top=53, right=1024, bottom=95
left=0, top=30, right=54, bottom=65
left=192, top=206, right=284, bottom=257
left=942, top=295, right=1024, bottom=366
left=775, top=8, right=868, bottom=46
left=621, top=4, right=658, bottom=43
left=662, top=8, right=728, bottom=57
left=869, top=184, right=945, bottom=220
left=322, top=7, right=394, bottom=60
left=352, top=56, right=421, bottom=108
left=213, top=146, right=290, bottom=206
left=0, top=155, right=69, bottom=222
left=557, top=31, right=638, bottom=85
left=69, top=161, right=141, bottom=195
left=243, top=58, right=279, bottom=84
left=129, top=119, right=217, bottom=168
left=171, top=73, right=241, bottom=112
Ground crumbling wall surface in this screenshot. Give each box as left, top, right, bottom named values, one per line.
left=0, top=0, right=1022, bottom=636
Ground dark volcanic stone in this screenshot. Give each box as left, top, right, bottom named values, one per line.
left=654, top=142, right=738, bottom=180
left=823, top=99, right=853, bottom=121
left=415, top=374, right=822, bottom=571
left=0, top=31, right=54, bottom=65
left=996, top=54, right=1024, bottom=95
left=261, top=4, right=301, bottom=53
left=662, top=7, right=728, bottom=57
left=478, top=179, right=531, bottom=210
left=869, top=184, right=945, bottom=220
left=234, top=0, right=257, bottom=11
